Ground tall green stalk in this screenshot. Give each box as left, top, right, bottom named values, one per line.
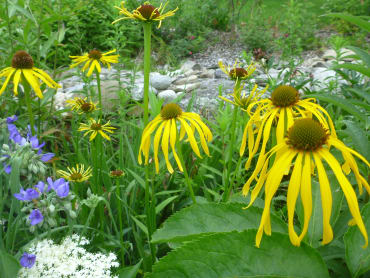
left=222, top=79, right=241, bottom=202
left=96, top=70, right=103, bottom=119
left=23, top=81, right=36, bottom=136
left=177, top=144, right=197, bottom=204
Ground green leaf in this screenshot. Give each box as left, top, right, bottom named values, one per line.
left=342, top=120, right=370, bottom=160
left=296, top=175, right=343, bottom=248
left=155, top=196, right=178, bottom=214
left=0, top=250, right=20, bottom=278
left=151, top=203, right=286, bottom=244
left=346, top=46, right=370, bottom=67
left=348, top=88, right=370, bottom=104
left=344, top=203, right=370, bottom=278
left=331, top=63, right=370, bottom=77
left=118, top=259, right=142, bottom=278
left=309, top=94, right=365, bottom=121
left=323, top=13, right=370, bottom=32
left=147, top=231, right=330, bottom=278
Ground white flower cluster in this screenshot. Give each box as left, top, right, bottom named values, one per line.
left=18, top=234, right=119, bottom=278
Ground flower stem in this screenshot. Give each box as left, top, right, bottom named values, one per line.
left=143, top=22, right=152, bottom=126
left=222, top=79, right=241, bottom=202
left=177, top=143, right=197, bottom=204
left=23, top=81, right=36, bottom=136
left=115, top=178, right=125, bottom=265
left=96, top=70, right=103, bottom=119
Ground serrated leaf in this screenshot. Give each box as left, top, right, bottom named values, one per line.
left=147, top=231, right=330, bottom=278
left=0, top=250, right=20, bottom=278
left=344, top=203, right=370, bottom=278
left=152, top=203, right=286, bottom=244
left=309, top=94, right=364, bottom=121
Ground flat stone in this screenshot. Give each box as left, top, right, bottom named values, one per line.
left=150, top=73, right=172, bottom=90
left=199, top=69, right=215, bottom=78
left=214, top=69, right=225, bottom=79
left=173, top=82, right=200, bottom=93
left=323, top=49, right=337, bottom=60
left=158, top=90, right=177, bottom=103
left=173, top=75, right=198, bottom=85
left=181, top=60, right=196, bottom=72
left=131, top=83, right=157, bottom=101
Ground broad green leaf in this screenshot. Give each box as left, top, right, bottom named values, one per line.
left=346, top=46, right=370, bottom=67
left=342, top=120, right=370, bottom=160
left=344, top=203, right=370, bottom=278
left=323, top=13, right=370, bottom=32
left=152, top=203, right=286, bottom=244
left=331, top=63, right=370, bottom=77
left=348, top=88, right=370, bottom=104
left=147, top=231, right=330, bottom=278
left=0, top=250, right=20, bottom=278
left=309, top=94, right=364, bottom=121
left=297, top=175, right=344, bottom=248
left=118, top=259, right=142, bottom=278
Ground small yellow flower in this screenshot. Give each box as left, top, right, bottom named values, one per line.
left=69, top=49, right=119, bottom=77
left=113, top=1, right=178, bottom=28
left=138, top=103, right=212, bottom=173
left=0, top=51, right=60, bottom=98
left=243, top=118, right=369, bottom=248
left=218, top=60, right=256, bottom=81
left=78, top=118, right=116, bottom=141
left=57, top=164, right=93, bottom=183
left=240, top=85, right=337, bottom=172
left=219, top=83, right=269, bottom=111
left=65, top=97, right=98, bottom=114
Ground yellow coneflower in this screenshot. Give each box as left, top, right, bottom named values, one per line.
left=138, top=103, right=212, bottom=173
left=244, top=118, right=369, bottom=248
left=218, top=60, right=256, bottom=81
left=65, top=97, right=98, bottom=114
left=240, top=85, right=337, bottom=173
left=78, top=118, right=116, bottom=141
left=0, top=51, right=60, bottom=98
left=113, top=1, right=178, bottom=28
left=69, top=49, right=119, bottom=77
left=57, top=164, right=93, bottom=183
left=219, top=83, right=269, bottom=111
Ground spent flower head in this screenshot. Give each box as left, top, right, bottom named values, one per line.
left=218, top=59, right=256, bottom=81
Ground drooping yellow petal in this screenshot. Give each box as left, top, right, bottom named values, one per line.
left=313, top=152, right=334, bottom=245
left=161, top=120, right=174, bottom=173
left=22, top=69, right=43, bottom=98
left=184, top=116, right=210, bottom=156
left=178, top=118, right=201, bottom=158
left=287, top=152, right=303, bottom=246
left=170, top=118, right=183, bottom=172
left=12, top=69, right=22, bottom=95
left=153, top=121, right=165, bottom=173
left=319, top=148, right=368, bottom=248
left=0, top=68, right=16, bottom=95
left=298, top=152, right=313, bottom=244
left=276, top=107, right=285, bottom=145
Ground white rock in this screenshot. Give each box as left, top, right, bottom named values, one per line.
left=180, top=60, right=196, bottom=72
left=150, top=73, right=173, bottom=90
left=323, top=49, right=337, bottom=60
left=158, top=90, right=177, bottom=103
left=173, top=83, right=200, bottom=93
left=173, top=75, right=198, bottom=85
left=199, top=69, right=215, bottom=78
left=131, top=83, right=157, bottom=101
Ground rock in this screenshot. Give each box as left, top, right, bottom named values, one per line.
left=341, top=48, right=356, bottom=61
left=181, top=60, right=196, bottom=72
left=214, top=69, right=225, bottom=79
left=150, top=73, right=173, bottom=90
left=173, top=82, right=201, bottom=93
left=323, top=49, right=337, bottom=60
left=192, top=63, right=202, bottom=71
left=184, top=69, right=195, bottom=77
left=312, top=67, right=337, bottom=82
left=158, top=90, right=177, bottom=103
left=131, top=83, right=157, bottom=101
left=173, top=75, right=198, bottom=85
left=199, top=69, right=215, bottom=79
left=64, top=83, right=85, bottom=94
left=101, top=80, right=122, bottom=109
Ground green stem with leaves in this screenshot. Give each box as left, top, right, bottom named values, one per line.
left=96, top=70, right=103, bottom=119
left=222, top=79, right=241, bottom=202
left=177, top=142, right=197, bottom=204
